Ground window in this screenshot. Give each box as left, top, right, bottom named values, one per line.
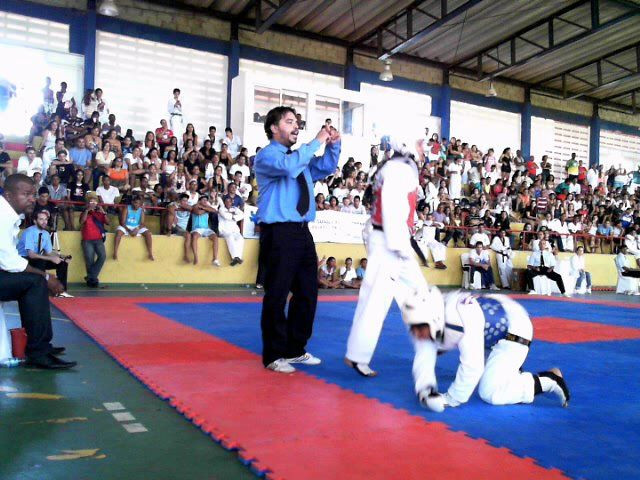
left=450, top=101, right=521, bottom=154
left=599, top=130, right=640, bottom=173
left=531, top=117, right=590, bottom=180
left=316, top=96, right=340, bottom=130
left=0, top=11, right=69, bottom=52
left=239, top=59, right=342, bottom=90
left=253, top=86, right=280, bottom=123
left=361, top=83, right=432, bottom=146
left=95, top=31, right=227, bottom=140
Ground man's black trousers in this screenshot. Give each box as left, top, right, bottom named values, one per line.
left=260, top=222, right=318, bottom=366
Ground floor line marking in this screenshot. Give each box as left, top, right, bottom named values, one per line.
left=103, top=402, right=125, bottom=411
left=112, top=412, right=135, bottom=422
left=122, top=423, right=148, bottom=433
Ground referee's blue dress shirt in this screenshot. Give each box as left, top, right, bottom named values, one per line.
left=255, top=139, right=341, bottom=224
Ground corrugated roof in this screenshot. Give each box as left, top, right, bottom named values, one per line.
left=152, top=0, right=640, bottom=112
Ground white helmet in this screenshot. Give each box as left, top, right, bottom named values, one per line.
left=401, top=285, right=445, bottom=342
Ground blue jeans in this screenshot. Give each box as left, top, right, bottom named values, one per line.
left=575, top=271, right=591, bottom=289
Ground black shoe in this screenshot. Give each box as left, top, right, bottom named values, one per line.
left=51, top=346, right=66, bottom=355
left=230, top=257, right=239, bottom=266
left=26, top=353, right=77, bottom=370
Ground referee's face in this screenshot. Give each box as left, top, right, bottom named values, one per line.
left=273, top=111, right=299, bottom=148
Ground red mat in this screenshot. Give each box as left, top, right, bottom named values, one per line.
left=533, top=317, right=640, bottom=343
left=53, top=297, right=568, bottom=480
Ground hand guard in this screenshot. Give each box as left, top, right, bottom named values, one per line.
left=418, top=389, right=459, bottom=412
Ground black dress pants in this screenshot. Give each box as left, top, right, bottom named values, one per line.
left=28, top=258, right=68, bottom=290
left=525, top=268, right=565, bottom=293
left=622, top=270, right=640, bottom=278
left=260, top=223, right=318, bottom=366
left=0, top=271, right=53, bottom=359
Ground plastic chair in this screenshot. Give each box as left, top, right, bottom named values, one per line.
left=461, top=253, right=482, bottom=289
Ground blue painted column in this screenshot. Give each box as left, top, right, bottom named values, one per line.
left=344, top=48, right=360, bottom=92
left=521, top=88, right=532, bottom=158
left=589, top=108, right=601, bottom=167
left=69, top=2, right=96, bottom=92
left=226, top=23, right=240, bottom=128
left=438, top=73, right=451, bottom=140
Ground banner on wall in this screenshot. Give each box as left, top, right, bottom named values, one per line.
left=243, top=206, right=368, bottom=244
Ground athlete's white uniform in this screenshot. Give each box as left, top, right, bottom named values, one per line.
left=345, top=152, right=428, bottom=367
left=415, top=220, right=447, bottom=264
left=490, top=235, right=514, bottom=288
left=413, top=291, right=537, bottom=406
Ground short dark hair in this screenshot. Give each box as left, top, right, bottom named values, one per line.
left=264, top=106, right=296, bottom=140
left=327, top=256, right=335, bottom=263
left=25, top=146, right=35, bottom=153
left=173, top=88, right=180, bottom=94
left=209, top=125, right=216, bottom=131
left=4, top=174, right=34, bottom=193
left=179, top=193, right=189, bottom=201
left=475, top=241, right=484, bottom=247
left=38, top=186, right=50, bottom=196
left=225, top=127, right=232, bottom=133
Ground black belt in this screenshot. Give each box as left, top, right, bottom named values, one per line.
left=505, top=332, right=531, bottom=347
left=372, top=224, right=383, bottom=231
left=171, top=113, right=182, bottom=116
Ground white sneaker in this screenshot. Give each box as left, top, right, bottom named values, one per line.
left=490, top=284, right=500, bottom=291
left=57, top=291, right=74, bottom=298
left=286, top=352, right=321, bottom=365
left=212, top=259, right=221, bottom=267
left=266, top=358, right=296, bottom=373
left=528, top=290, right=539, bottom=295
left=563, top=293, right=572, bottom=298
left=586, top=288, right=591, bottom=294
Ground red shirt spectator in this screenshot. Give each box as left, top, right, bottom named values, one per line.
left=155, top=119, right=174, bottom=147
left=82, top=209, right=107, bottom=241
left=526, top=156, right=538, bottom=177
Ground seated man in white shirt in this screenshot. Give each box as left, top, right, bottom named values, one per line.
left=340, top=196, right=353, bottom=213
left=222, top=127, right=242, bottom=157
left=570, top=246, right=591, bottom=294
left=345, top=195, right=367, bottom=215
left=468, top=241, right=499, bottom=290
left=468, top=224, right=490, bottom=248
left=232, top=171, right=253, bottom=203
left=490, top=229, right=514, bottom=288
left=339, top=257, right=361, bottom=289
left=318, top=256, right=341, bottom=289
left=414, top=213, right=447, bottom=269
left=96, top=176, right=120, bottom=206
left=0, top=174, right=75, bottom=369
left=16, top=147, right=43, bottom=178
left=624, top=229, right=640, bottom=267
left=526, top=239, right=568, bottom=296
left=229, top=155, right=251, bottom=182
left=615, top=245, right=640, bottom=293
left=42, top=137, right=67, bottom=180
left=549, top=214, right=573, bottom=252
left=218, top=196, right=245, bottom=266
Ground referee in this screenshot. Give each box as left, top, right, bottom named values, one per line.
left=255, top=106, right=341, bottom=373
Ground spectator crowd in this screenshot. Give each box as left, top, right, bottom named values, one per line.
left=1, top=80, right=640, bottom=290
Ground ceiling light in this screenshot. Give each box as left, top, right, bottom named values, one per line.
left=486, top=81, right=497, bottom=98
left=98, top=0, right=119, bottom=16
left=379, top=60, right=393, bottom=82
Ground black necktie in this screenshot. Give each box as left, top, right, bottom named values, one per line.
left=288, top=149, right=309, bottom=216
left=37, top=232, right=43, bottom=255
left=540, top=252, right=545, bottom=268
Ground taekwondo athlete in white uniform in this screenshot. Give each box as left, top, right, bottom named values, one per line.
left=345, top=136, right=430, bottom=377
left=404, top=289, right=570, bottom=411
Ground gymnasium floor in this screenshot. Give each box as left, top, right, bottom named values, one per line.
left=1, top=287, right=639, bottom=479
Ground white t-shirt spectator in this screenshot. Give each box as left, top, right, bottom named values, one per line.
left=344, top=204, right=367, bottom=215
left=229, top=163, right=250, bottom=181
left=332, top=187, right=349, bottom=201
left=222, top=135, right=242, bottom=157
left=340, top=266, right=357, bottom=282
left=350, top=188, right=366, bottom=200
left=469, top=249, right=491, bottom=266
left=469, top=232, right=490, bottom=247
left=96, top=185, right=120, bottom=205
left=314, top=181, right=329, bottom=198
left=17, top=155, right=43, bottom=177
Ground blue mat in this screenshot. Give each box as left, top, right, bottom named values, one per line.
left=142, top=299, right=640, bottom=480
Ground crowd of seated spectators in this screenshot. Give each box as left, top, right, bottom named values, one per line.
left=2, top=81, right=640, bottom=279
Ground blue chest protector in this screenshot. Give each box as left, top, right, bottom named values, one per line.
left=476, top=297, right=510, bottom=349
